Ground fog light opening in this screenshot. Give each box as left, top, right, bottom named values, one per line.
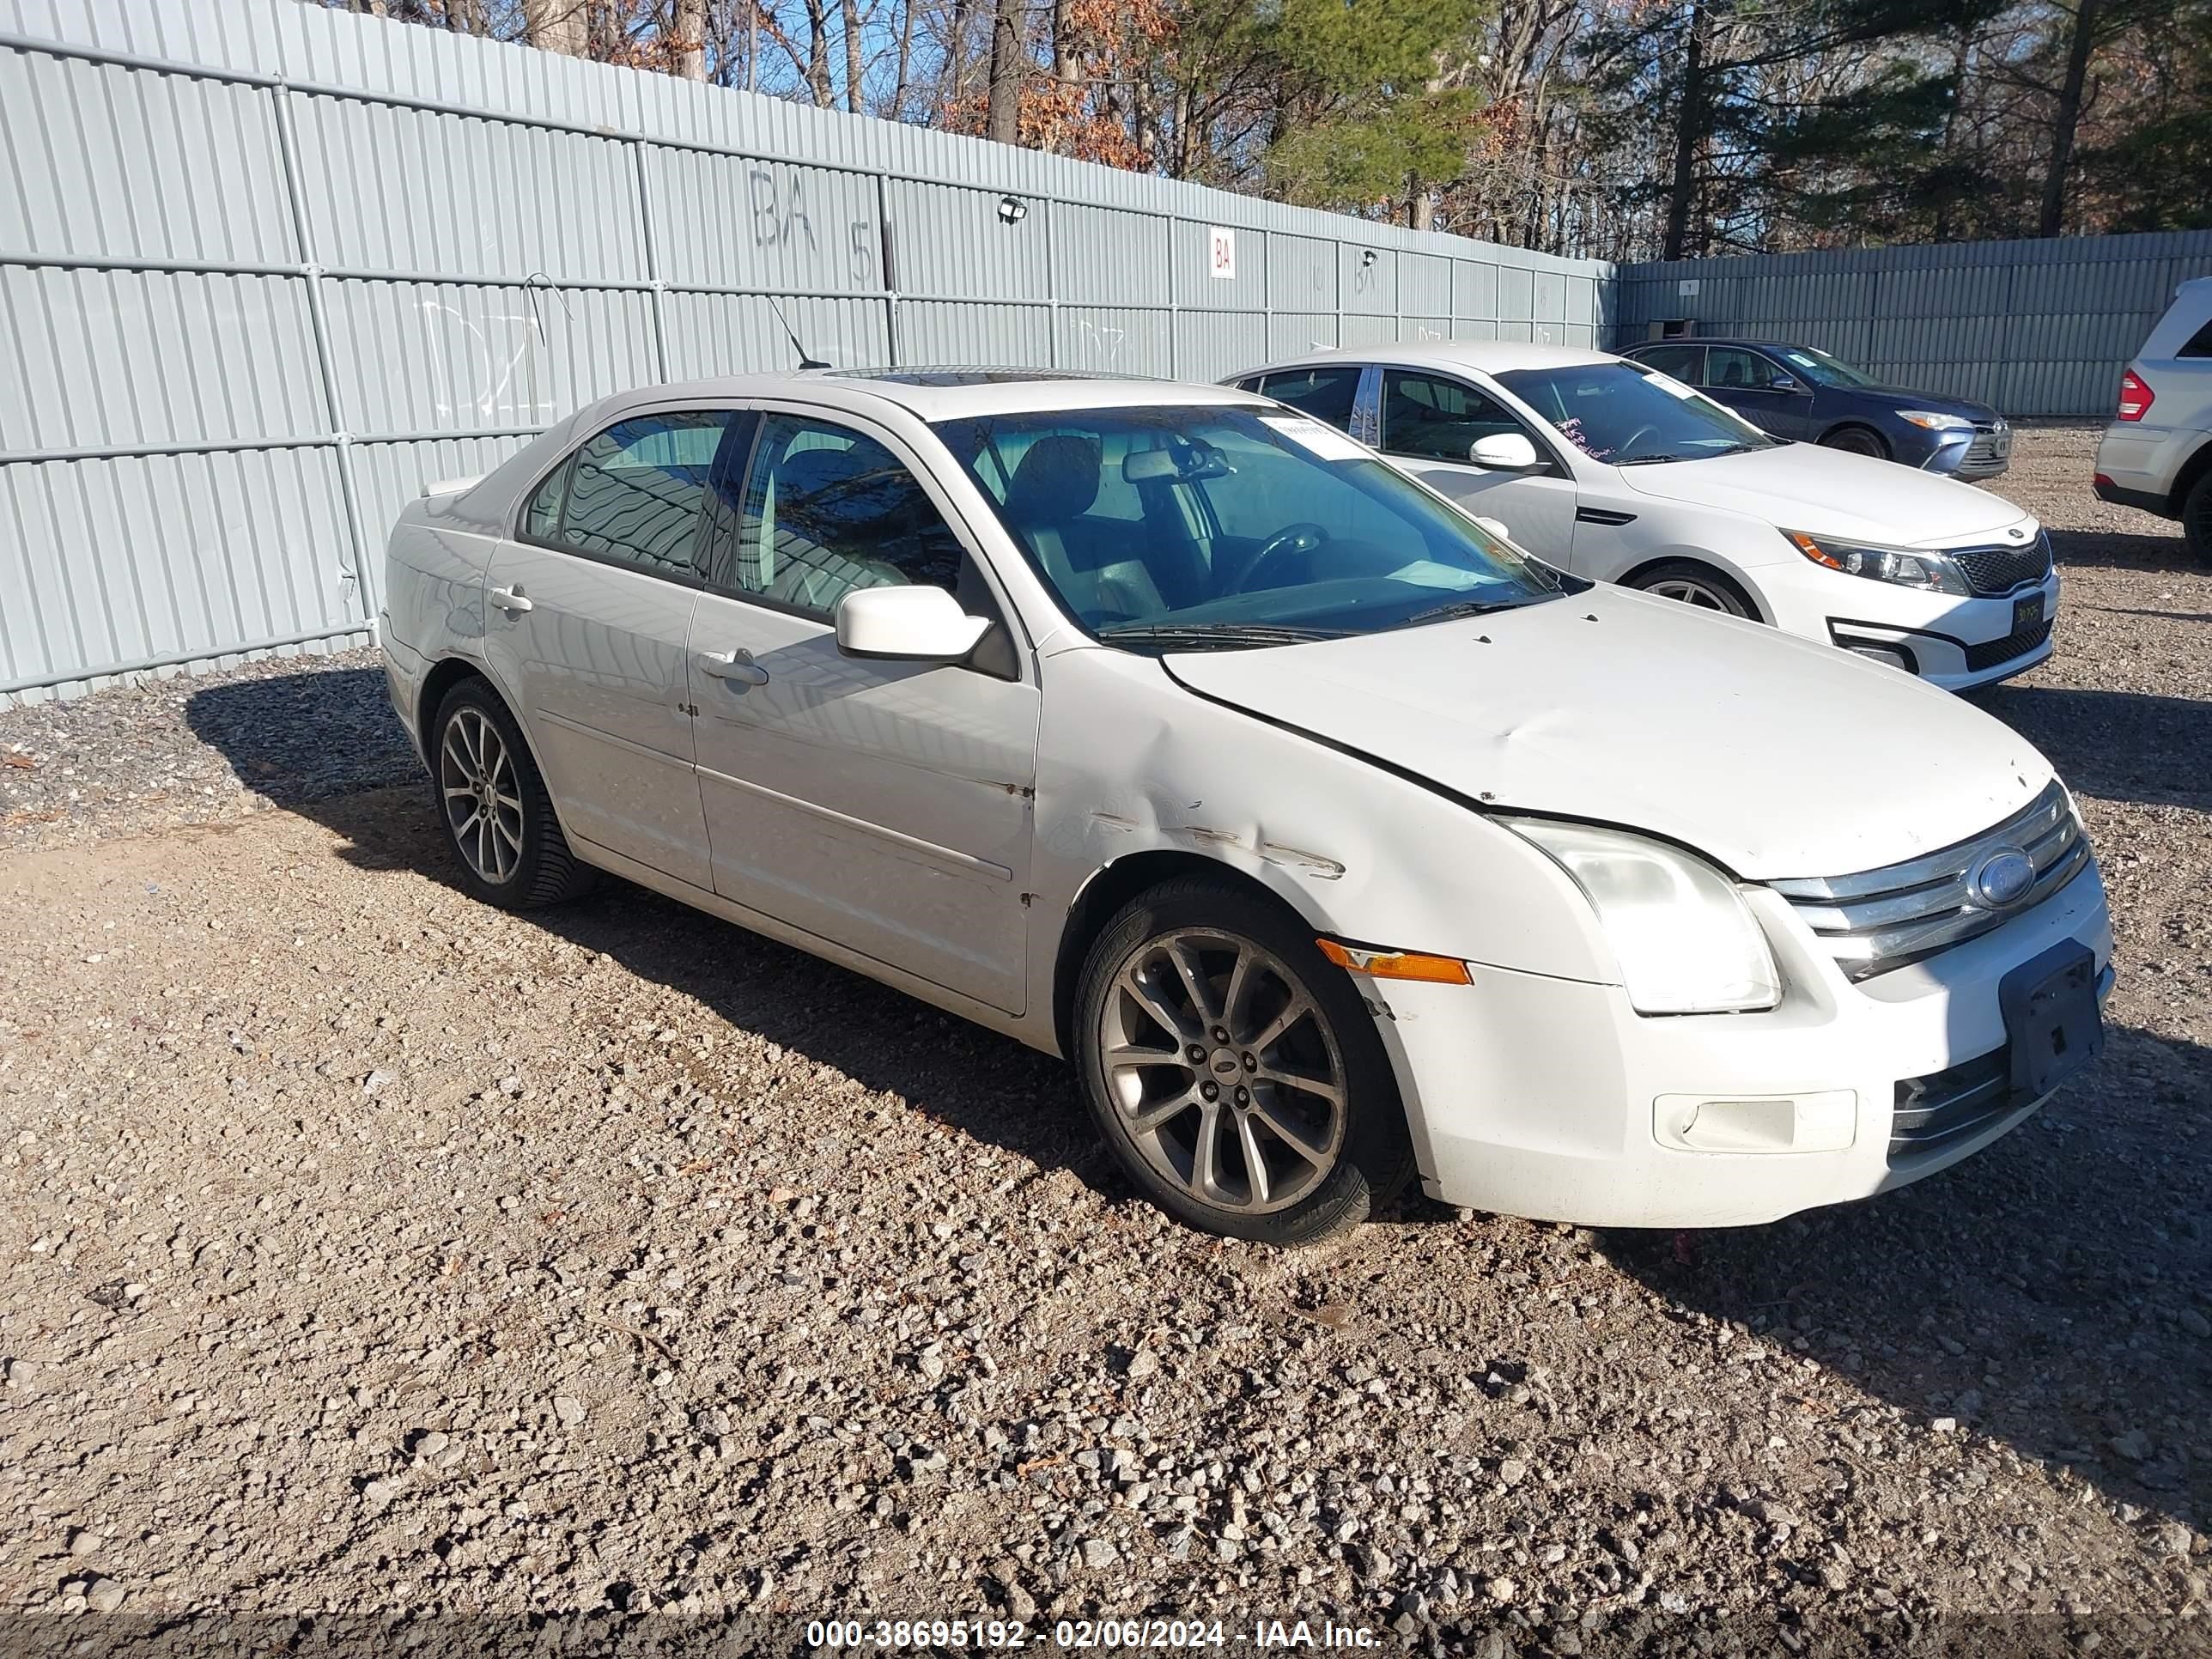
left=1845, top=641, right=1917, bottom=674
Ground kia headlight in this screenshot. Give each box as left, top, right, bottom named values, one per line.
left=1784, top=528, right=1971, bottom=595
left=1504, top=819, right=1782, bottom=1015
left=1897, top=410, right=1972, bottom=432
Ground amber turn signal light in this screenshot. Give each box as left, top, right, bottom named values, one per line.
left=1316, top=939, right=1473, bottom=984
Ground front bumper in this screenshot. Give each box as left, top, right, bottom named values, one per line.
left=1375, top=862, right=2112, bottom=1229
left=1754, top=557, right=2060, bottom=692
left=1917, top=424, right=2011, bottom=480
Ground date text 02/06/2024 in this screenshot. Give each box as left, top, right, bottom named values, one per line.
left=804, top=1618, right=1382, bottom=1649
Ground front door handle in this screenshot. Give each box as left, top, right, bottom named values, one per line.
left=488, top=584, right=533, bottom=614
left=697, top=647, right=770, bottom=687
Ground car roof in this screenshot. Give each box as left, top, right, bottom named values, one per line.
left=1243, top=340, right=1620, bottom=377
left=582, top=367, right=1266, bottom=423
left=1626, top=338, right=1800, bottom=352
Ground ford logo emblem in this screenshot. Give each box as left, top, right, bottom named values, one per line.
left=1969, top=848, right=2036, bottom=908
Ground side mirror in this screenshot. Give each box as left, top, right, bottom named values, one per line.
left=1474, top=515, right=1515, bottom=544
left=835, top=585, right=994, bottom=664
left=1468, top=432, right=1541, bottom=471
left=1768, top=374, right=1802, bottom=394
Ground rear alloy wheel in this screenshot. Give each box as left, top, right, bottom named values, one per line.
left=2184, top=470, right=2212, bottom=567
left=1627, top=560, right=1756, bottom=618
left=431, top=678, right=596, bottom=909
left=1074, top=877, right=1412, bottom=1243
left=1821, top=425, right=1889, bottom=460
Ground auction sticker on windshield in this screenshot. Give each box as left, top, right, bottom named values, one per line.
left=1259, top=414, right=1369, bottom=462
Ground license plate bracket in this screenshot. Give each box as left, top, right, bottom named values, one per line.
left=2013, top=591, right=2045, bottom=632
left=1999, top=943, right=2104, bottom=1099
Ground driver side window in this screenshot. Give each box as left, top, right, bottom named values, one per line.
left=1380, top=369, right=1547, bottom=468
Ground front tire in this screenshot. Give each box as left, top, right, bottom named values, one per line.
left=1626, top=559, right=1758, bottom=617
left=1821, top=424, right=1889, bottom=460
left=430, top=677, right=596, bottom=910
left=1073, top=876, right=1413, bottom=1244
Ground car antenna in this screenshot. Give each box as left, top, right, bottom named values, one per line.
left=768, top=296, right=831, bottom=370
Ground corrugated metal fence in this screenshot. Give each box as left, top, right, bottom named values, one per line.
left=1613, top=233, right=2212, bottom=417
left=0, top=0, right=1607, bottom=704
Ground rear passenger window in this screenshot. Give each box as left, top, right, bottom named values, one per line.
left=523, top=466, right=564, bottom=542
left=554, top=411, right=734, bottom=578
left=2181, top=319, right=2212, bottom=358
left=1260, top=367, right=1362, bottom=430
left=1636, top=343, right=1705, bottom=383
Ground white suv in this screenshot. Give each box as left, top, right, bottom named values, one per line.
left=2094, top=276, right=2212, bottom=562
left=1231, top=343, right=2058, bottom=690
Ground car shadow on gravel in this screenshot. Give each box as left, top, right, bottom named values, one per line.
left=181, top=667, right=420, bottom=804
left=1968, top=684, right=2212, bottom=813
left=1596, top=1019, right=2212, bottom=1534
left=2047, top=527, right=2202, bottom=573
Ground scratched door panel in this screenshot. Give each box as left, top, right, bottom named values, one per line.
left=646, top=147, right=884, bottom=299
left=320, top=280, right=659, bottom=436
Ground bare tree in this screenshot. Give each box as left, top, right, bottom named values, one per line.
left=672, top=0, right=708, bottom=78
left=2039, top=0, right=2100, bottom=233
left=843, top=0, right=866, bottom=112
left=521, top=0, right=586, bottom=55
left=985, top=0, right=1020, bottom=143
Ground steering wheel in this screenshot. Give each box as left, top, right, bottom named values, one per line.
left=1219, top=522, right=1325, bottom=594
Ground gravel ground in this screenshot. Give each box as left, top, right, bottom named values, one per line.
left=0, top=425, right=2207, bottom=1655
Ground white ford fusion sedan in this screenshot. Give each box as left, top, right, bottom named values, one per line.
left=380, top=369, right=2112, bottom=1244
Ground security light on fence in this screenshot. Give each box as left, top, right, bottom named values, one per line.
left=998, top=195, right=1028, bottom=225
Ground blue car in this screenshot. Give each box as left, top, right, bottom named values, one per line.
left=1622, top=338, right=2012, bottom=480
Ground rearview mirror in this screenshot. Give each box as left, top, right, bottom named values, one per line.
left=835, top=585, right=994, bottom=664
left=1468, top=432, right=1541, bottom=471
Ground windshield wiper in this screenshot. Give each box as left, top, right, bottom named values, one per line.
left=1613, top=452, right=1696, bottom=465
left=1096, top=621, right=1346, bottom=650
left=1395, top=597, right=1531, bottom=629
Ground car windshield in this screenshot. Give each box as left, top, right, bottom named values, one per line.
left=1495, top=362, right=1775, bottom=465
left=933, top=404, right=1563, bottom=647
left=1770, top=344, right=1883, bottom=389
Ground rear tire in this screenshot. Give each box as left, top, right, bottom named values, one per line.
left=430, top=677, right=597, bottom=910
left=2183, top=470, right=2212, bottom=567
left=1073, top=876, right=1414, bottom=1244
left=1821, top=424, right=1889, bottom=460
left=1625, top=560, right=1758, bottom=618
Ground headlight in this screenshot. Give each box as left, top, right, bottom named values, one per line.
left=1897, top=410, right=1972, bottom=432
left=1502, top=818, right=1782, bottom=1014
left=1783, top=528, right=1971, bottom=595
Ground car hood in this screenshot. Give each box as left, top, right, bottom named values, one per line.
left=1617, top=443, right=2033, bottom=548
left=1166, top=587, right=2052, bottom=878
left=1848, top=386, right=2000, bottom=423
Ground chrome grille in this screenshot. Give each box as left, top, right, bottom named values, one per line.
left=1770, top=782, right=2092, bottom=981
left=1952, top=531, right=2051, bottom=596
left=1961, top=422, right=2009, bottom=471
left=1890, top=1046, right=2022, bottom=1165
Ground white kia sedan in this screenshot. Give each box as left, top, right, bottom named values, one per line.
left=380, top=369, right=2111, bottom=1243
left=1228, top=344, right=2058, bottom=690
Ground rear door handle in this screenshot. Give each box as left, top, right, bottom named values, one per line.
left=488, top=584, right=533, bottom=614
left=697, top=647, right=769, bottom=687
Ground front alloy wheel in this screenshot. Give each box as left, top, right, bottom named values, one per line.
left=1100, top=928, right=1346, bottom=1215
left=1074, top=877, right=1412, bottom=1243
